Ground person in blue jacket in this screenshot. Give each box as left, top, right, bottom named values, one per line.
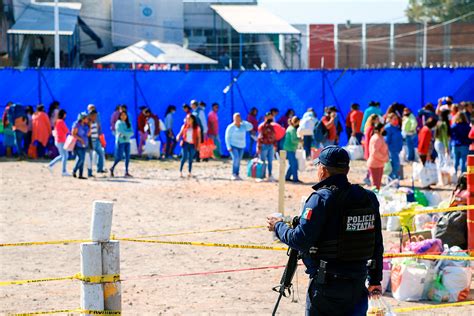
left=267, top=146, right=383, bottom=316
left=225, top=113, right=253, bottom=180
left=384, top=113, right=404, bottom=181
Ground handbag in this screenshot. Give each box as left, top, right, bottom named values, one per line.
left=63, top=135, right=77, bottom=152
left=99, top=134, right=106, bottom=148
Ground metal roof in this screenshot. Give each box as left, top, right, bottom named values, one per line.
left=94, top=41, right=218, bottom=65
left=211, top=5, right=300, bottom=35
left=7, top=2, right=81, bottom=36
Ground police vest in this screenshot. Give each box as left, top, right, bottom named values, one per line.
left=314, top=185, right=376, bottom=262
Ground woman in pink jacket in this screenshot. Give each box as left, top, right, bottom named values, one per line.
left=367, top=123, right=389, bottom=190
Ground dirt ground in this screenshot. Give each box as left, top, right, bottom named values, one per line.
left=0, top=157, right=472, bottom=315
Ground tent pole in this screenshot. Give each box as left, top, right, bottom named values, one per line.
left=54, top=0, right=60, bottom=69
left=239, top=33, right=243, bottom=69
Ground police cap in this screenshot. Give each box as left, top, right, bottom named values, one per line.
left=313, top=145, right=350, bottom=168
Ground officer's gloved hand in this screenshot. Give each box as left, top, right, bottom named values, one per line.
left=266, top=215, right=283, bottom=231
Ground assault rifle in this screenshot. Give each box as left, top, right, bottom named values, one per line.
left=271, top=216, right=300, bottom=316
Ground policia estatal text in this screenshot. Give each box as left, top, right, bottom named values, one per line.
left=268, top=146, right=383, bottom=316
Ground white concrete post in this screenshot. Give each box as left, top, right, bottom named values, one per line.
left=80, top=243, right=104, bottom=315
left=278, top=150, right=287, bottom=216
left=81, top=201, right=120, bottom=314
left=90, top=201, right=113, bottom=242
left=102, top=241, right=121, bottom=310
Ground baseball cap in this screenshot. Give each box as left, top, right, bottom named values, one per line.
left=313, top=145, right=350, bottom=168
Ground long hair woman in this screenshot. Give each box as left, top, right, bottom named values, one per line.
left=110, top=111, right=134, bottom=177
left=72, top=112, right=90, bottom=179
left=48, top=109, right=70, bottom=176
left=367, top=123, right=389, bottom=190
left=176, top=114, right=201, bottom=178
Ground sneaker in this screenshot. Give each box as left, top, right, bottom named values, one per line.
left=236, top=175, right=243, bottom=181
left=255, top=178, right=264, bottom=183
left=73, top=172, right=77, bottom=178
left=47, top=165, right=53, bottom=174
left=110, top=169, right=114, bottom=178
left=62, top=172, right=71, bottom=177
left=268, top=176, right=276, bottom=182
left=231, top=175, right=238, bottom=181
left=124, top=173, right=133, bottom=178
left=78, top=176, right=87, bottom=180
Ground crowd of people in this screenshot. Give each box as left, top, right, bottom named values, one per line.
left=1, top=96, right=473, bottom=185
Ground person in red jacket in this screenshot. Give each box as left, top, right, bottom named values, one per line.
left=417, top=117, right=437, bottom=165
left=48, top=109, right=70, bottom=175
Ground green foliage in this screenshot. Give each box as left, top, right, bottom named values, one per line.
left=406, top=0, right=474, bottom=23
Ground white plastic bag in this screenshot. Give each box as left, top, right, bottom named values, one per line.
left=143, top=138, right=161, bottom=158
left=344, top=137, right=364, bottom=160
left=437, top=158, right=457, bottom=186
left=367, top=297, right=396, bottom=316
left=381, top=269, right=391, bottom=294
left=391, top=260, right=429, bottom=301
left=415, top=213, right=432, bottom=231
left=441, top=266, right=472, bottom=302
left=130, top=138, right=138, bottom=155
left=296, top=149, right=306, bottom=172
left=418, top=162, right=438, bottom=188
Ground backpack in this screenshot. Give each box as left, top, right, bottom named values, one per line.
left=313, top=120, right=328, bottom=143
left=260, top=122, right=275, bottom=145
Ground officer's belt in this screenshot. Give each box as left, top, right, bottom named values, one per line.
left=311, top=270, right=366, bottom=282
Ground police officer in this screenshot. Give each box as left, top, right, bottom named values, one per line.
left=267, top=145, right=383, bottom=316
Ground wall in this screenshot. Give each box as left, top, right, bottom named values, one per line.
left=0, top=67, right=472, bottom=154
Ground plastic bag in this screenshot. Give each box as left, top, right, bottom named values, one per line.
left=403, top=238, right=442, bottom=254
left=143, top=138, right=161, bottom=158
left=367, top=297, right=396, bottom=316
left=441, top=266, right=472, bottom=302
left=296, top=149, right=306, bottom=172
left=130, top=138, right=138, bottom=155
left=383, top=161, right=392, bottom=176
left=391, top=259, right=429, bottom=301
left=413, top=189, right=429, bottom=206
left=414, top=214, right=432, bottom=231
left=63, top=135, right=77, bottom=152
left=418, top=162, right=438, bottom=188
left=199, top=139, right=216, bottom=159
left=344, top=137, right=364, bottom=160
left=427, top=275, right=450, bottom=302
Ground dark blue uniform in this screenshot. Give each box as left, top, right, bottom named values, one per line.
left=275, top=174, right=383, bottom=316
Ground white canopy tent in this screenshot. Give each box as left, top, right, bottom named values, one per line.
left=94, top=40, right=217, bottom=66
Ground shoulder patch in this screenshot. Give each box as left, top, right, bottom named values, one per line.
left=301, top=207, right=313, bottom=220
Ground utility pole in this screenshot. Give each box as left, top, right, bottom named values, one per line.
left=54, top=0, right=60, bottom=69
left=422, top=21, right=427, bottom=67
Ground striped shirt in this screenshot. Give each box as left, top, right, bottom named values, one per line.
left=90, top=122, right=99, bottom=139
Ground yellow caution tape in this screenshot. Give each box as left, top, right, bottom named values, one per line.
left=9, top=309, right=121, bottom=315
left=393, top=300, right=474, bottom=313
left=0, top=274, right=120, bottom=286
left=467, top=165, right=474, bottom=174
left=383, top=253, right=474, bottom=261
left=0, top=239, right=90, bottom=247
left=116, top=237, right=288, bottom=251
left=381, top=205, right=474, bottom=218
left=127, top=225, right=265, bottom=239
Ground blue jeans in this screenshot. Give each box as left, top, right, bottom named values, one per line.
left=259, top=144, right=274, bottom=176
left=90, top=139, right=105, bottom=172
left=49, top=142, right=68, bottom=173
left=248, top=133, right=257, bottom=157
left=180, top=142, right=196, bottom=173
left=14, top=130, right=25, bottom=156
left=112, top=142, right=131, bottom=173
left=230, top=146, right=244, bottom=176
left=452, top=145, right=469, bottom=173
left=405, top=134, right=416, bottom=161
left=285, top=151, right=298, bottom=181
left=303, top=136, right=312, bottom=157
left=73, top=146, right=86, bottom=177
left=389, top=150, right=400, bottom=179
left=165, top=131, right=177, bottom=157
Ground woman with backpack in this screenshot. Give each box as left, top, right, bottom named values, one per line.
left=257, top=112, right=278, bottom=182
left=176, top=114, right=201, bottom=178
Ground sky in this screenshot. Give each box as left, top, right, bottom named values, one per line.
left=259, top=0, right=410, bottom=24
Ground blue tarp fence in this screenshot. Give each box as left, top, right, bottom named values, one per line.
left=0, top=67, right=473, bottom=155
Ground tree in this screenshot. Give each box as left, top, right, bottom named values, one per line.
left=406, top=0, right=474, bottom=23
